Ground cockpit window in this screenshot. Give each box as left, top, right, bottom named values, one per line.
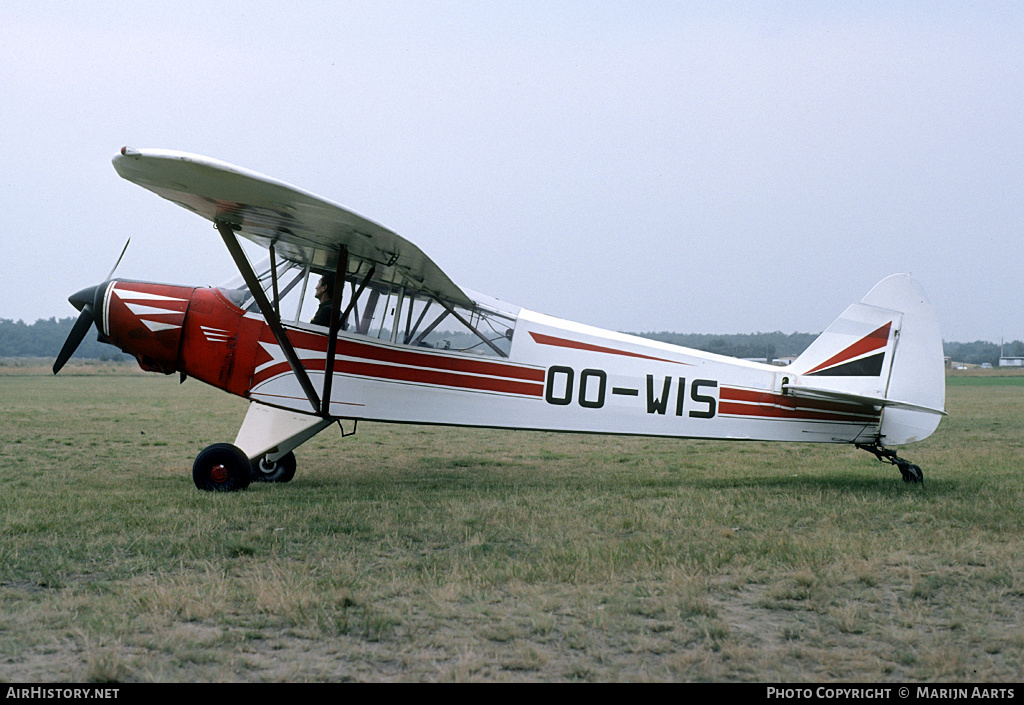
left=218, top=256, right=307, bottom=317
left=219, top=255, right=517, bottom=357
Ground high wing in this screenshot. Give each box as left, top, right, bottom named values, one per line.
left=111, top=147, right=473, bottom=308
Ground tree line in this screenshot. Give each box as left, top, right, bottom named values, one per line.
left=2, top=316, right=1020, bottom=367
left=943, top=339, right=1024, bottom=367
left=633, top=331, right=819, bottom=363
left=636, top=332, right=1023, bottom=367
left=0, top=317, right=132, bottom=361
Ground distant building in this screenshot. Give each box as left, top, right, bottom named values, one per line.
left=1000, top=357, right=1024, bottom=367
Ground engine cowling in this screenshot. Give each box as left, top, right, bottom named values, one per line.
left=102, top=281, right=195, bottom=374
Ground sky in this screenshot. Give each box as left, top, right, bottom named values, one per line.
left=2, top=1, right=1022, bottom=342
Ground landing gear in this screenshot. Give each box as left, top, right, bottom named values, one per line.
left=856, top=442, right=924, bottom=484
left=251, top=451, right=297, bottom=483
left=193, top=443, right=252, bottom=492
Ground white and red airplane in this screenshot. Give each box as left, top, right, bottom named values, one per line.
left=54, top=148, right=946, bottom=490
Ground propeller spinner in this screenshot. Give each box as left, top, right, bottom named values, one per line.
left=52, top=240, right=129, bottom=374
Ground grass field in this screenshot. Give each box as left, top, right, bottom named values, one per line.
left=1, top=360, right=1023, bottom=682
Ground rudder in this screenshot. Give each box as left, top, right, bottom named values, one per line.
left=863, top=274, right=945, bottom=444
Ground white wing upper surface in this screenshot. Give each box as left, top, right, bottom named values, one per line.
left=112, top=147, right=473, bottom=307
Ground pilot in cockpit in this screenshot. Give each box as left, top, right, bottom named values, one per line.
left=311, top=274, right=335, bottom=327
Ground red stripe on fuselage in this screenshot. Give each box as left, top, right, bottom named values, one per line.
left=529, top=332, right=687, bottom=364
left=251, top=327, right=545, bottom=396
left=260, top=356, right=543, bottom=396
left=718, top=386, right=880, bottom=424
left=287, top=328, right=542, bottom=381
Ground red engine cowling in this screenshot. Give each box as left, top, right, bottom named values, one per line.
left=102, top=281, right=195, bottom=374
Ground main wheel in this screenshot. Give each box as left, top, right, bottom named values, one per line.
left=252, top=451, right=297, bottom=483
left=193, top=443, right=252, bottom=492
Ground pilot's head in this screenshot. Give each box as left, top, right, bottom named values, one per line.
left=315, top=273, right=335, bottom=302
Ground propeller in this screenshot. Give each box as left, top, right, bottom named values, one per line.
left=52, top=240, right=130, bottom=374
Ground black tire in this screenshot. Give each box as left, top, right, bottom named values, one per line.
left=193, top=443, right=252, bottom=492
left=898, top=461, right=924, bottom=484
left=251, top=451, right=297, bottom=483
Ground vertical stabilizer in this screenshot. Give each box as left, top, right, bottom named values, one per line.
left=789, top=274, right=945, bottom=445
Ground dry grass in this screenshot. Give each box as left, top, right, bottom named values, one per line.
left=1, top=364, right=1023, bottom=681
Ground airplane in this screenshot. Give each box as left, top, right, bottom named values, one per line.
left=53, top=147, right=947, bottom=491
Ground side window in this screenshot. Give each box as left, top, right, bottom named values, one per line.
left=301, top=267, right=399, bottom=341
left=234, top=256, right=517, bottom=357
left=399, top=295, right=514, bottom=357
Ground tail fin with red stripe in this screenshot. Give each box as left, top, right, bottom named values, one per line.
left=787, top=274, right=945, bottom=445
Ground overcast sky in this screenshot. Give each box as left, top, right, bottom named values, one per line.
left=2, top=1, right=1021, bottom=342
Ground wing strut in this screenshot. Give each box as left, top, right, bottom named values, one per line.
left=340, top=264, right=377, bottom=330
left=215, top=220, right=322, bottom=415
left=435, top=299, right=509, bottom=357
left=268, top=243, right=281, bottom=312
left=321, top=246, right=348, bottom=415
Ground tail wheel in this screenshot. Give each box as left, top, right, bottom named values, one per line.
left=252, top=451, right=297, bottom=483
left=193, top=443, right=251, bottom=492
left=899, top=462, right=924, bottom=484
left=857, top=443, right=925, bottom=485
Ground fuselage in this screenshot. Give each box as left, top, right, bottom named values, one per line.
left=98, top=279, right=882, bottom=445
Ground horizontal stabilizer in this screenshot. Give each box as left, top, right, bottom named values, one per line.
left=782, top=383, right=947, bottom=417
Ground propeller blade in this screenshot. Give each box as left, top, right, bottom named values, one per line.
left=105, top=238, right=130, bottom=280
left=53, top=305, right=96, bottom=374
left=53, top=241, right=128, bottom=374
